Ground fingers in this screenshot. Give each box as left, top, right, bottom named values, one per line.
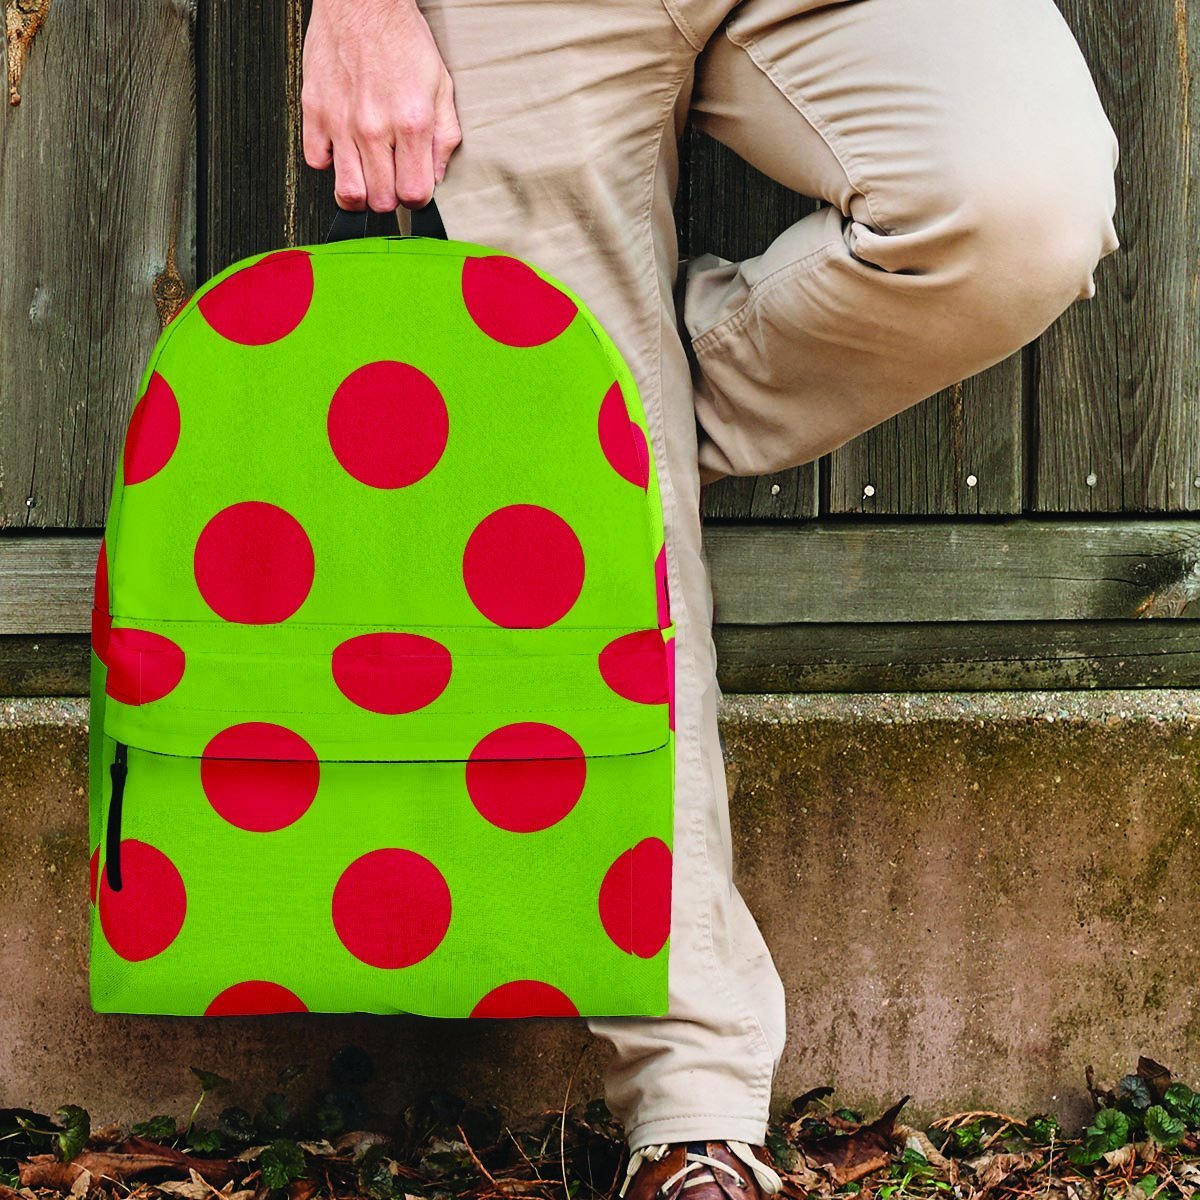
left=359, top=122, right=400, bottom=212
left=331, top=137, right=368, bottom=211
left=431, top=80, right=463, bottom=185
left=393, top=102, right=437, bottom=209
left=303, top=120, right=333, bottom=172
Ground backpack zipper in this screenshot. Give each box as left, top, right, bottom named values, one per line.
left=105, top=741, right=128, bottom=892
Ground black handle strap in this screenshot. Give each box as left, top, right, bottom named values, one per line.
left=325, top=196, right=448, bottom=243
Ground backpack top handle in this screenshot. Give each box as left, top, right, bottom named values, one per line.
left=325, top=195, right=448, bottom=243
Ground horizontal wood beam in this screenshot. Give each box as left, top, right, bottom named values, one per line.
left=8, top=621, right=1200, bottom=697
left=706, top=520, right=1200, bottom=623
left=3, top=520, right=1199, bottom=637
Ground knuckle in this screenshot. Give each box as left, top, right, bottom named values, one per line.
left=398, top=184, right=433, bottom=207
left=396, top=105, right=434, bottom=136
left=335, top=184, right=367, bottom=207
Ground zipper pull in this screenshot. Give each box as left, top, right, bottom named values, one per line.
left=105, top=742, right=128, bottom=892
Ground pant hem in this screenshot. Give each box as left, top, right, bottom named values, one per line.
left=624, top=1114, right=770, bottom=1153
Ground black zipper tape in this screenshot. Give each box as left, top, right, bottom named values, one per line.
left=105, top=741, right=128, bottom=893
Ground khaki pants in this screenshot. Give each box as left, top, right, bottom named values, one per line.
left=416, top=0, right=1120, bottom=1150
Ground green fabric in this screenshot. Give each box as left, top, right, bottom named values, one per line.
left=89, top=237, right=675, bottom=1019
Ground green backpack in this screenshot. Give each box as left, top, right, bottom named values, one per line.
left=89, top=203, right=675, bottom=1019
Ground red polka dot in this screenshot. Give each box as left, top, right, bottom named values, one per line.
left=332, top=632, right=452, bottom=715
left=666, top=636, right=676, bottom=732
left=98, top=840, right=187, bottom=962
left=202, top=723, right=320, bottom=832
left=655, top=545, right=671, bottom=628
left=92, top=539, right=112, bottom=663
left=328, top=361, right=449, bottom=488
left=599, top=837, right=672, bottom=958
left=466, top=723, right=587, bottom=833
left=89, top=847, right=99, bottom=906
left=471, top=980, right=580, bottom=1018
left=123, top=372, right=181, bottom=485
left=104, top=627, right=186, bottom=705
left=194, top=501, right=314, bottom=624
left=198, top=250, right=314, bottom=345
left=461, top=255, right=577, bottom=347
left=598, top=629, right=669, bottom=705
left=463, top=504, right=584, bottom=628
left=598, top=382, right=650, bottom=489
left=332, top=848, right=451, bottom=969
left=205, top=980, right=308, bottom=1016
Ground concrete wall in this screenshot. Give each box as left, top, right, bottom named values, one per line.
left=3, top=692, right=1199, bottom=1130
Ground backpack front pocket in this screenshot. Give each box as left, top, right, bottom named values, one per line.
left=90, top=621, right=676, bottom=1019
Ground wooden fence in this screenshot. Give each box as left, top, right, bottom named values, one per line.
left=1, top=0, right=1198, bottom=694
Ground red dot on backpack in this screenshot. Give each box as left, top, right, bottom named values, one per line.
left=461, top=255, right=578, bottom=347
left=598, top=382, right=650, bottom=489
left=202, top=723, right=320, bottom=833
left=470, top=979, right=579, bottom=1018
left=463, top=504, right=585, bottom=628
left=598, top=629, right=670, bottom=706
left=198, top=250, right=314, bottom=346
left=328, top=360, right=449, bottom=489
left=124, top=372, right=181, bottom=486
left=332, top=848, right=451, bottom=969
left=598, top=837, right=672, bottom=959
left=98, top=840, right=187, bottom=962
left=194, top=501, right=315, bottom=625
left=466, top=723, right=587, bottom=833
left=331, top=631, right=453, bottom=715
left=205, top=980, right=308, bottom=1016
left=104, top=627, right=186, bottom=705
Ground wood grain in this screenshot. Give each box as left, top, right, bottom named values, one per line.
left=1034, top=0, right=1199, bottom=512
left=0, top=0, right=196, bottom=529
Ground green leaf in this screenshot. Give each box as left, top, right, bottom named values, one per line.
left=52, top=1106, right=90, bottom=1164
left=952, top=1121, right=984, bottom=1153
left=187, top=1129, right=223, bottom=1154
left=1025, top=1114, right=1061, bottom=1146
left=357, top=1143, right=397, bottom=1200
left=1119, top=1076, right=1154, bottom=1113
left=260, top=1138, right=306, bottom=1190
left=1137, top=1176, right=1160, bottom=1195
left=132, top=1115, right=179, bottom=1141
left=191, top=1068, right=231, bottom=1094
left=259, top=1093, right=290, bottom=1134
left=1145, top=1106, right=1186, bottom=1149
left=218, top=1107, right=257, bottom=1146
left=1087, top=1108, right=1130, bottom=1152
left=1068, top=1107, right=1132, bottom=1166
left=1163, top=1084, right=1200, bottom=1129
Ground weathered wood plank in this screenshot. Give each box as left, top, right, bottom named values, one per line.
left=682, top=129, right=820, bottom=520
left=7, top=522, right=1199, bottom=635
left=8, top=621, right=1200, bottom=697
left=0, top=0, right=196, bottom=529
left=0, top=537, right=96, bottom=632
left=715, top=620, right=1200, bottom=692
left=0, top=636, right=90, bottom=696
left=825, top=355, right=1025, bottom=516
left=705, top=521, right=1200, bottom=624
left=1034, top=0, right=1199, bottom=512
left=201, top=0, right=327, bottom=276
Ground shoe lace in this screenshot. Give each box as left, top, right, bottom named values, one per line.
left=618, top=1142, right=783, bottom=1199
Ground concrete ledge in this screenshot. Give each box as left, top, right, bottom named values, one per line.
left=4, top=693, right=1200, bottom=1128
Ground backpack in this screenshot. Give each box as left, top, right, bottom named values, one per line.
left=88, top=202, right=676, bottom=1019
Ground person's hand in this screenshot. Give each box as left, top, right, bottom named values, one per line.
left=302, top=0, right=462, bottom=212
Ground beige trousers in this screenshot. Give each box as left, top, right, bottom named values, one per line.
left=416, top=0, right=1121, bottom=1149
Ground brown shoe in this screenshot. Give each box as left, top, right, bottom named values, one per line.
left=618, top=1141, right=786, bottom=1200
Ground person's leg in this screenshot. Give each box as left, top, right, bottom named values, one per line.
left=681, top=0, right=1122, bottom=484
left=415, top=0, right=787, bottom=1151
